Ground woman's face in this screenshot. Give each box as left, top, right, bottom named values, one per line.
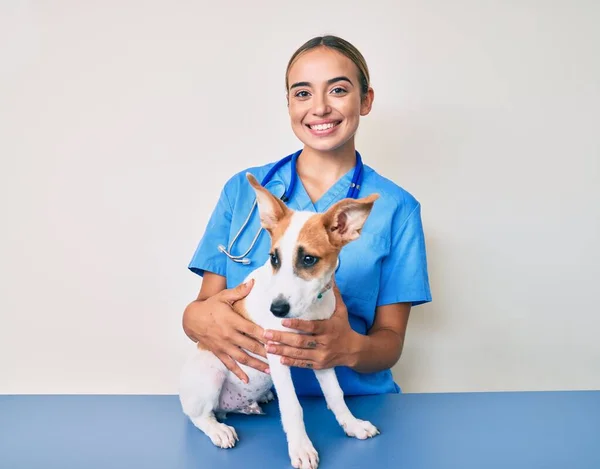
left=286, top=47, right=373, bottom=154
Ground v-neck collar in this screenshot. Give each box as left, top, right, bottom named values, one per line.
left=297, top=167, right=355, bottom=212
left=275, top=158, right=355, bottom=213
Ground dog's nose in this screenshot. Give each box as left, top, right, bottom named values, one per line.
left=270, top=298, right=290, bottom=318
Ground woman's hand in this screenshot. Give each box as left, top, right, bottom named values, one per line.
left=263, top=283, right=360, bottom=370
left=182, top=278, right=270, bottom=383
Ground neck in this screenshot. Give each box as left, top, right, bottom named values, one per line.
left=295, top=142, right=358, bottom=203
left=317, top=276, right=334, bottom=299
left=296, top=141, right=357, bottom=181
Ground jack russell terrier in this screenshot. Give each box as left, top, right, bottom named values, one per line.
left=179, top=173, right=380, bottom=469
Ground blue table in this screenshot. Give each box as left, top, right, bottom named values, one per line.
left=1, top=391, right=598, bottom=469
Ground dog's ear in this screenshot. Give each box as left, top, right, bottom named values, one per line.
left=246, top=173, right=290, bottom=231
left=322, top=194, right=379, bottom=247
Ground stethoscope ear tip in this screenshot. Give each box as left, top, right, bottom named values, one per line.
left=219, top=244, right=251, bottom=265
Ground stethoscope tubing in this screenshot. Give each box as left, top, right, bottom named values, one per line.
left=219, top=150, right=364, bottom=265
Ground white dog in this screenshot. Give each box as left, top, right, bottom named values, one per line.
left=179, top=173, right=380, bottom=469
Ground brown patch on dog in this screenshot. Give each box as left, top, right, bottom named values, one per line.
left=246, top=173, right=292, bottom=235
left=294, top=214, right=339, bottom=280
left=264, top=212, right=293, bottom=273
left=267, top=210, right=293, bottom=246
left=322, top=194, right=380, bottom=247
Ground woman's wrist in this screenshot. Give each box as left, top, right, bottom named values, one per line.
left=343, top=330, right=367, bottom=370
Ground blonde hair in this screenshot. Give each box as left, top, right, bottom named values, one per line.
left=285, top=35, right=371, bottom=98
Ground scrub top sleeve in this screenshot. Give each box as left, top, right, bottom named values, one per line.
left=377, top=202, right=432, bottom=307
left=188, top=184, right=233, bottom=278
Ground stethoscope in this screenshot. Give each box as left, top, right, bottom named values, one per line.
left=218, top=149, right=364, bottom=265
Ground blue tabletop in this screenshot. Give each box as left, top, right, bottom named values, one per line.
left=0, top=391, right=598, bottom=469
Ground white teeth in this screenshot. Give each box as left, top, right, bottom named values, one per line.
left=310, top=122, right=336, bottom=131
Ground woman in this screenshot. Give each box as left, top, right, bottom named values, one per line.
left=182, top=35, right=431, bottom=397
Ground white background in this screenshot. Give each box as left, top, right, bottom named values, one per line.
left=1, top=1, right=599, bottom=394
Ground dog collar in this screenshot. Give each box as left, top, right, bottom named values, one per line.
left=317, top=260, right=339, bottom=300
left=317, top=280, right=333, bottom=300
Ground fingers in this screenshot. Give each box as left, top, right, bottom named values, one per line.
left=212, top=297, right=265, bottom=343
left=215, top=351, right=249, bottom=384
left=280, top=318, right=322, bottom=334
left=237, top=320, right=266, bottom=344
left=219, top=278, right=255, bottom=303
left=225, top=343, right=270, bottom=375
left=234, top=331, right=268, bottom=359
left=279, top=356, right=322, bottom=370
left=218, top=286, right=265, bottom=342
left=226, top=310, right=265, bottom=343
left=264, top=329, right=319, bottom=348
left=265, top=342, right=320, bottom=362
left=215, top=341, right=270, bottom=384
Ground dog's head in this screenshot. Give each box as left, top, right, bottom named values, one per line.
left=246, top=172, right=379, bottom=319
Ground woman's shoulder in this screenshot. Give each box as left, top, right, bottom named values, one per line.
left=362, top=165, right=421, bottom=216
left=220, top=161, right=281, bottom=195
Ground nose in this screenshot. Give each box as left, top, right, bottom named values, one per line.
left=270, top=298, right=291, bottom=318
left=313, top=94, right=331, bottom=117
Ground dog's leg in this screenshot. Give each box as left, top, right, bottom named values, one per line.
left=179, top=350, right=238, bottom=448
left=268, top=356, right=319, bottom=469
left=314, top=369, right=379, bottom=439
left=258, top=389, right=275, bottom=403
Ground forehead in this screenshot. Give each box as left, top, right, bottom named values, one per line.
left=287, top=47, right=359, bottom=86
left=296, top=214, right=332, bottom=255
left=272, top=212, right=333, bottom=256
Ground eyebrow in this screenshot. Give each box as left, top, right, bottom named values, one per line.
left=289, top=76, right=354, bottom=90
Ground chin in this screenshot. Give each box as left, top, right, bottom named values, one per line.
left=306, top=141, right=345, bottom=153
left=296, top=133, right=353, bottom=153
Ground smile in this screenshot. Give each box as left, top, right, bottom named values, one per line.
left=306, top=120, right=342, bottom=135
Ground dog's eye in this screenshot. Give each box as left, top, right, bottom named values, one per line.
left=302, top=255, right=318, bottom=267
left=270, top=252, right=279, bottom=266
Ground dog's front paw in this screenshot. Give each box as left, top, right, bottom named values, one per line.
left=288, top=436, right=319, bottom=469
left=207, top=422, right=239, bottom=448
left=342, top=418, right=380, bottom=439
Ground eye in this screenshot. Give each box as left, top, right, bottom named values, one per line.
left=302, top=255, right=318, bottom=267
left=330, top=87, right=347, bottom=95
left=270, top=251, right=279, bottom=267
left=294, top=90, right=310, bottom=98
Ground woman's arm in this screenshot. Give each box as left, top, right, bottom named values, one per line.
left=346, top=302, right=411, bottom=373
left=182, top=272, right=227, bottom=342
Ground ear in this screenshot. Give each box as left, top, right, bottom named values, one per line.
left=360, top=87, right=374, bottom=116
left=246, top=173, right=290, bottom=231
left=323, top=193, right=379, bottom=247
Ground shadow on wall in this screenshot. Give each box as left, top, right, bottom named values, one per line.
left=390, top=235, right=442, bottom=393
left=357, top=110, right=446, bottom=393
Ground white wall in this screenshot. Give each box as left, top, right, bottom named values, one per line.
left=1, top=1, right=599, bottom=394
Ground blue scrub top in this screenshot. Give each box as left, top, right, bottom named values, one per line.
left=188, top=151, right=432, bottom=396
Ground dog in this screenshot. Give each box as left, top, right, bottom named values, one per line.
left=179, top=173, right=380, bottom=469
